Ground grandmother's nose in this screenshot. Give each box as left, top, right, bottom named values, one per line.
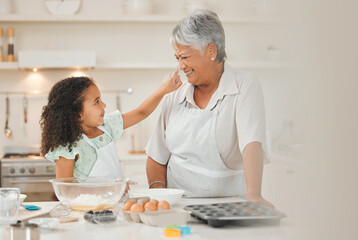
left=178, top=60, right=186, bottom=70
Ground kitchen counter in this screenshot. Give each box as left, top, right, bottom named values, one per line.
left=1, top=197, right=298, bottom=240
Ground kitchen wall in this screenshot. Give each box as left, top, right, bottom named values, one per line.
left=0, top=0, right=302, bottom=157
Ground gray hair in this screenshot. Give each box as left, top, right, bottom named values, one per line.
left=170, top=9, right=227, bottom=62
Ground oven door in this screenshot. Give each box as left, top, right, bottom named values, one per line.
left=2, top=176, right=56, bottom=201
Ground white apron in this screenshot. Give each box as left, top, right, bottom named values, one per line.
left=166, top=100, right=246, bottom=197
left=82, top=126, right=124, bottom=179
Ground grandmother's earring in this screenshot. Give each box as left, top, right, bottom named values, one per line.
left=211, top=57, right=215, bottom=61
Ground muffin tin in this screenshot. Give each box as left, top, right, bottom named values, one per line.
left=184, top=201, right=286, bottom=228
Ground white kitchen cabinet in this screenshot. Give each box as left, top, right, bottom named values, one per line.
left=119, top=154, right=148, bottom=189
left=262, top=155, right=304, bottom=218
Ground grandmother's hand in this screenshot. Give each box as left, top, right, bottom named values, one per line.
left=160, top=68, right=182, bottom=94
left=248, top=195, right=275, bottom=209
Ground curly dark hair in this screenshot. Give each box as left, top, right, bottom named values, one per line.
left=40, top=76, right=95, bottom=155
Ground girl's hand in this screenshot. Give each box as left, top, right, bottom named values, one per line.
left=160, top=68, right=182, bottom=94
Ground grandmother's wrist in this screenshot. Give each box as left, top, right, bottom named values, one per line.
left=247, top=192, right=263, bottom=201
left=149, top=180, right=166, bottom=188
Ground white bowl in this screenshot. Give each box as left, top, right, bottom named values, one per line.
left=128, top=188, right=184, bottom=206
left=19, top=194, right=27, bottom=205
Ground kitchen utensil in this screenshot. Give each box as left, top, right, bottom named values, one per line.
left=0, top=188, right=20, bottom=225
left=129, top=188, right=184, bottom=206
left=23, top=205, right=41, bottom=211
left=116, top=94, right=121, bottom=111
left=23, top=95, right=28, bottom=135
left=4, top=95, right=12, bottom=138
left=184, top=201, right=286, bottom=227
left=49, top=177, right=128, bottom=211
left=10, top=221, right=40, bottom=240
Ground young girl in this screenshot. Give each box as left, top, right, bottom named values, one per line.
left=41, top=70, right=181, bottom=179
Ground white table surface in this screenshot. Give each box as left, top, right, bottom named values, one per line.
left=1, top=197, right=298, bottom=240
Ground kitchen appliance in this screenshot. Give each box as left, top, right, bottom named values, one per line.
left=0, top=146, right=56, bottom=202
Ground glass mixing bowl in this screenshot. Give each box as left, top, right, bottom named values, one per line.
left=49, top=177, right=128, bottom=211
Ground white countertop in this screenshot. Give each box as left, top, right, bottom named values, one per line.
left=1, top=197, right=297, bottom=240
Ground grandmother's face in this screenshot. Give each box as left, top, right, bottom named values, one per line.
left=174, top=43, right=211, bottom=85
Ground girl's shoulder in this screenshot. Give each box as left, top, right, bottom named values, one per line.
left=102, top=110, right=124, bottom=142
left=45, top=143, right=80, bottom=162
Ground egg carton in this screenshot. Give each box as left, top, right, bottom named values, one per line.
left=122, top=197, right=190, bottom=227
left=184, top=201, right=286, bottom=228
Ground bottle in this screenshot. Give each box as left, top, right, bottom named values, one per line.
left=6, top=27, right=14, bottom=62
left=0, top=28, right=4, bottom=62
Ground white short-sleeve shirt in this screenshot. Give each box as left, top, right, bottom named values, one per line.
left=146, top=63, right=268, bottom=170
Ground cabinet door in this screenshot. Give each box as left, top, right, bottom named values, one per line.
left=121, top=160, right=148, bottom=189
left=262, top=162, right=302, bottom=217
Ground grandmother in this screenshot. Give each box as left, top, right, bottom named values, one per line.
left=146, top=9, right=273, bottom=207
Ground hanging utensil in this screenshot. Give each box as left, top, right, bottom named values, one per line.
left=4, top=94, right=12, bottom=138
left=23, top=95, right=28, bottom=136
left=116, top=93, right=121, bottom=111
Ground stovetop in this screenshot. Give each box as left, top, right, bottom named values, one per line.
left=3, top=153, right=41, bottom=159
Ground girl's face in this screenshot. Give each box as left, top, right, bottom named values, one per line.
left=174, top=43, right=212, bottom=85
left=81, top=84, right=106, bottom=129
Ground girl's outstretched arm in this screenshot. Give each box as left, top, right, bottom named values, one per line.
left=122, top=69, right=181, bottom=129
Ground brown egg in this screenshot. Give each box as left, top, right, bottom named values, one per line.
left=130, top=203, right=144, bottom=213
left=158, top=200, right=170, bottom=210
left=144, top=202, right=158, bottom=211
left=151, top=199, right=159, bottom=206
left=122, top=201, right=134, bottom=211
left=137, top=200, right=147, bottom=207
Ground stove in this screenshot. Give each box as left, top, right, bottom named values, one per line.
left=0, top=146, right=56, bottom=201
left=3, top=153, right=41, bottom=158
